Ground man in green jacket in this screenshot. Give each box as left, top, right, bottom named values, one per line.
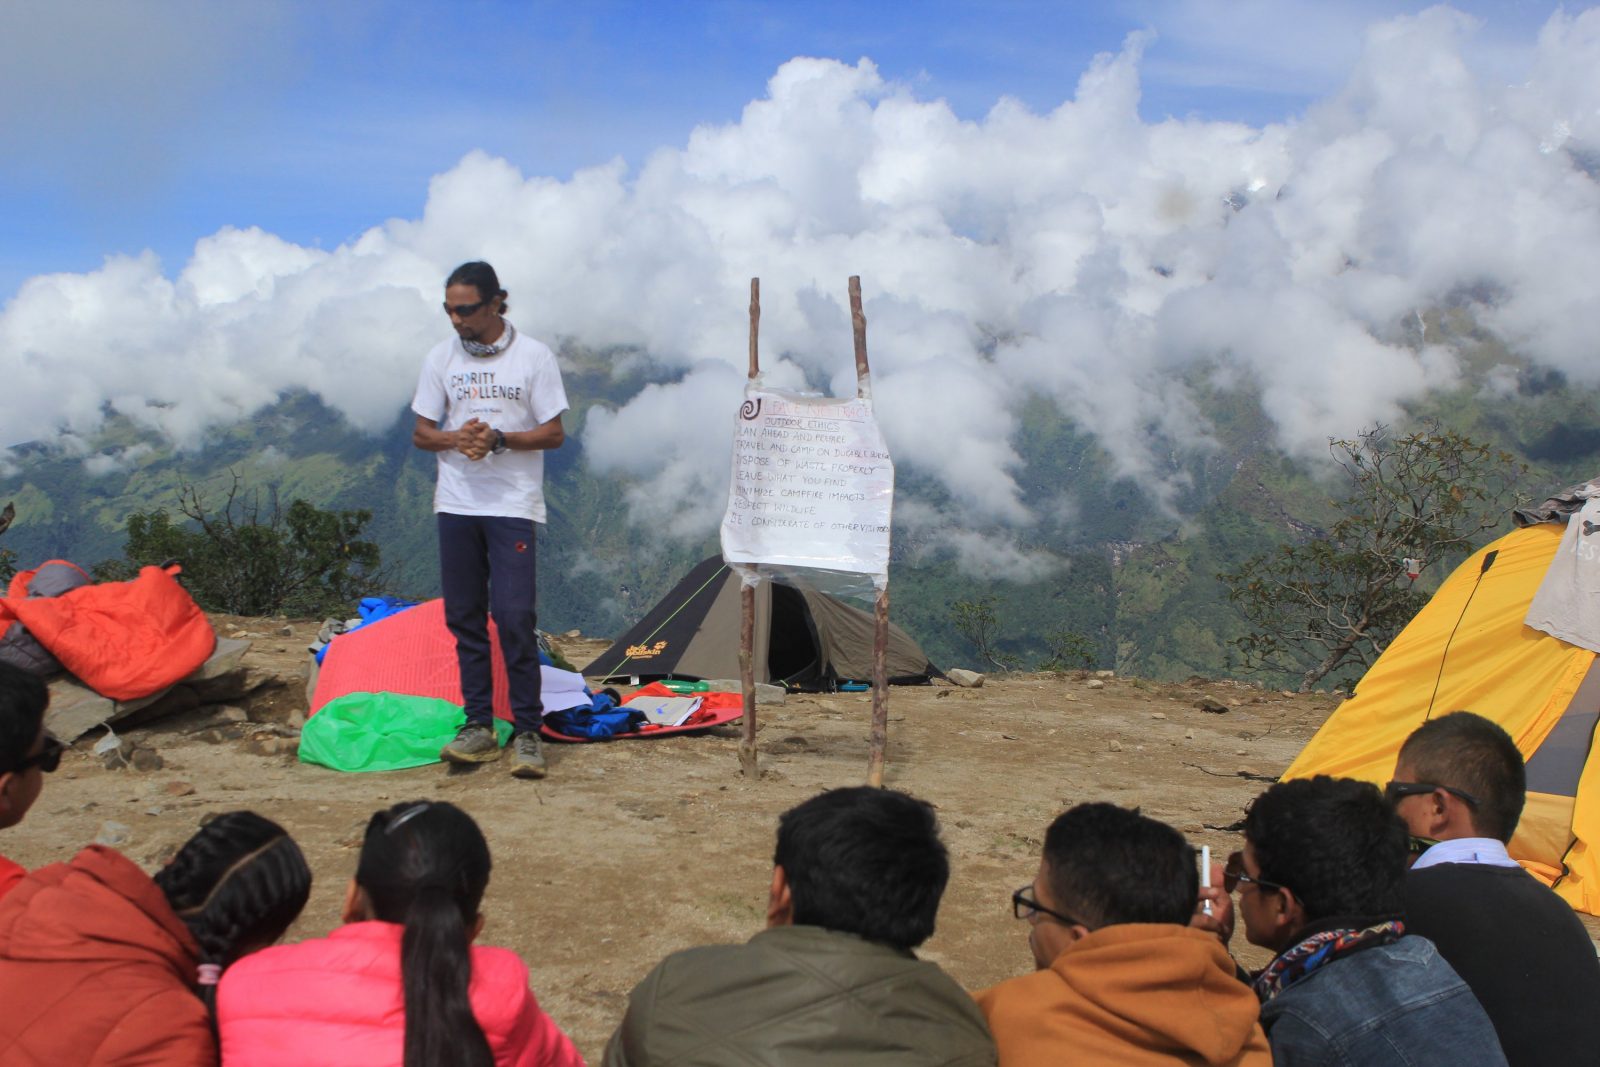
left=604, top=786, right=996, bottom=1067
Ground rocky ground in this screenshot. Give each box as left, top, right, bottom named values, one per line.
left=10, top=616, right=1583, bottom=1061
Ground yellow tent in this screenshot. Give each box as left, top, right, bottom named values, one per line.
left=1283, top=522, right=1600, bottom=914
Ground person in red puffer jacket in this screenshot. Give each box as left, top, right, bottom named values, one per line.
left=0, top=811, right=311, bottom=1065
left=218, top=799, right=583, bottom=1067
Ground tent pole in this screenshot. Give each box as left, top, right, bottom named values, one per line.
left=739, top=277, right=761, bottom=778
left=851, top=275, right=891, bottom=788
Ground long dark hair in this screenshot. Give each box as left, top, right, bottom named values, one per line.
left=358, top=800, right=494, bottom=1067
left=154, top=811, right=312, bottom=1014
left=446, top=261, right=508, bottom=313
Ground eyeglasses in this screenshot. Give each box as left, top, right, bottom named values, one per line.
left=1222, top=850, right=1289, bottom=895
left=443, top=300, right=487, bottom=319
left=1012, top=885, right=1086, bottom=928
left=8, top=734, right=65, bottom=775
left=1384, top=780, right=1480, bottom=809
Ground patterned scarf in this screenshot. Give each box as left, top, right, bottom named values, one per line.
left=1252, top=918, right=1406, bottom=1002
left=462, top=319, right=516, bottom=357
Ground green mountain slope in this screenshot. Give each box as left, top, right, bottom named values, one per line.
left=4, top=330, right=1598, bottom=687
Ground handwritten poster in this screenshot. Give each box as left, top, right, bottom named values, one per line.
left=720, top=387, right=894, bottom=580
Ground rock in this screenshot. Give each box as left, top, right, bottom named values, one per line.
left=1108, top=739, right=1123, bottom=752
left=1184, top=729, right=1195, bottom=740
left=1237, top=766, right=1262, bottom=778
left=1150, top=712, right=1167, bottom=720
left=278, top=625, right=294, bottom=637
left=287, top=707, right=307, bottom=729
left=947, top=669, right=985, bottom=688
left=214, top=705, right=251, bottom=724
left=1196, top=696, right=1229, bottom=714
left=1085, top=679, right=1105, bottom=690
left=96, top=821, right=132, bottom=847
left=1235, top=748, right=1248, bottom=756
left=99, top=739, right=133, bottom=770
left=563, top=629, right=582, bottom=638
left=129, top=747, right=165, bottom=772
left=1095, top=670, right=1115, bottom=679
left=246, top=736, right=299, bottom=759
left=145, top=806, right=164, bottom=817
left=164, top=781, right=196, bottom=797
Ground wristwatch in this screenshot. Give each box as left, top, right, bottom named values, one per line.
left=491, top=429, right=508, bottom=454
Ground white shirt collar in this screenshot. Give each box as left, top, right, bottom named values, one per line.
left=1412, top=837, right=1522, bottom=870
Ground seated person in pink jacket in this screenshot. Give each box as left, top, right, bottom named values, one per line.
left=218, top=799, right=583, bottom=1067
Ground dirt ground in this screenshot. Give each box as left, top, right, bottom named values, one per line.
left=3, top=617, right=1523, bottom=1061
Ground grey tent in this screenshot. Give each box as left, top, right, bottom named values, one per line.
left=583, top=557, right=939, bottom=688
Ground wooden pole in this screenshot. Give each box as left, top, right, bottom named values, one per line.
left=851, top=276, right=891, bottom=787
left=739, top=278, right=761, bottom=778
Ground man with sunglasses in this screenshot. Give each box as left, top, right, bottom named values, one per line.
left=1390, top=712, right=1600, bottom=1067
left=1231, top=776, right=1506, bottom=1066
left=975, top=803, right=1271, bottom=1066
left=1, top=663, right=56, bottom=900
left=413, top=261, right=569, bottom=779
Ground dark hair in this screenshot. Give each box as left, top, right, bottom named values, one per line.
left=358, top=801, right=494, bottom=1067
left=1400, top=711, right=1525, bottom=841
left=446, top=261, right=508, bottom=313
left=154, top=811, right=312, bottom=1015
left=773, top=786, right=948, bottom=949
left=1245, top=776, right=1408, bottom=921
left=1041, top=803, right=1197, bottom=928
left=0, top=662, right=48, bottom=774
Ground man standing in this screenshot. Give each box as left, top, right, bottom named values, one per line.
left=412, top=261, right=568, bottom=779
left=1390, top=711, right=1600, bottom=1067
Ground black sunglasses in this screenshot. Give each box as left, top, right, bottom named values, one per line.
left=1222, top=850, right=1289, bottom=895
left=1384, top=780, right=1480, bottom=808
left=9, top=735, right=65, bottom=775
left=442, top=300, right=488, bottom=319
left=1012, top=885, right=1086, bottom=928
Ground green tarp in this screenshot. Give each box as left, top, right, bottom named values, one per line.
left=299, top=691, right=511, bottom=773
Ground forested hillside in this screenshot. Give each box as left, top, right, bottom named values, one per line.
left=4, top=316, right=1599, bottom=686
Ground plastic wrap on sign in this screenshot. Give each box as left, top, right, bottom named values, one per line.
left=720, top=387, right=894, bottom=583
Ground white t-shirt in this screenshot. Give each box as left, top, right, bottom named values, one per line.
left=411, top=325, right=570, bottom=522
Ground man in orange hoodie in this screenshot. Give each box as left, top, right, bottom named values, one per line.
left=975, top=803, right=1272, bottom=1067
left=0, top=663, right=57, bottom=899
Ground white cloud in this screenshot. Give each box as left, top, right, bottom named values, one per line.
left=4, top=6, right=1600, bottom=567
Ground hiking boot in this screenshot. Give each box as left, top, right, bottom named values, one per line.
left=509, top=730, right=548, bottom=780
left=440, top=723, right=501, bottom=764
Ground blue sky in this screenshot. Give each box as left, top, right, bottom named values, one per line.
left=5, top=0, right=1600, bottom=557
left=0, top=0, right=1564, bottom=302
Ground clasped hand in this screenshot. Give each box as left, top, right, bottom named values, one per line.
left=456, top=418, right=496, bottom=461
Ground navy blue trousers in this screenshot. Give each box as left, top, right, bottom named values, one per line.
left=437, top=513, right=543, bottom=733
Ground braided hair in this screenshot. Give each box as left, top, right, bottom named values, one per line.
left=358, top=800, right=494, bottom=1067
left=154, top=811, right=312, bottom=1014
